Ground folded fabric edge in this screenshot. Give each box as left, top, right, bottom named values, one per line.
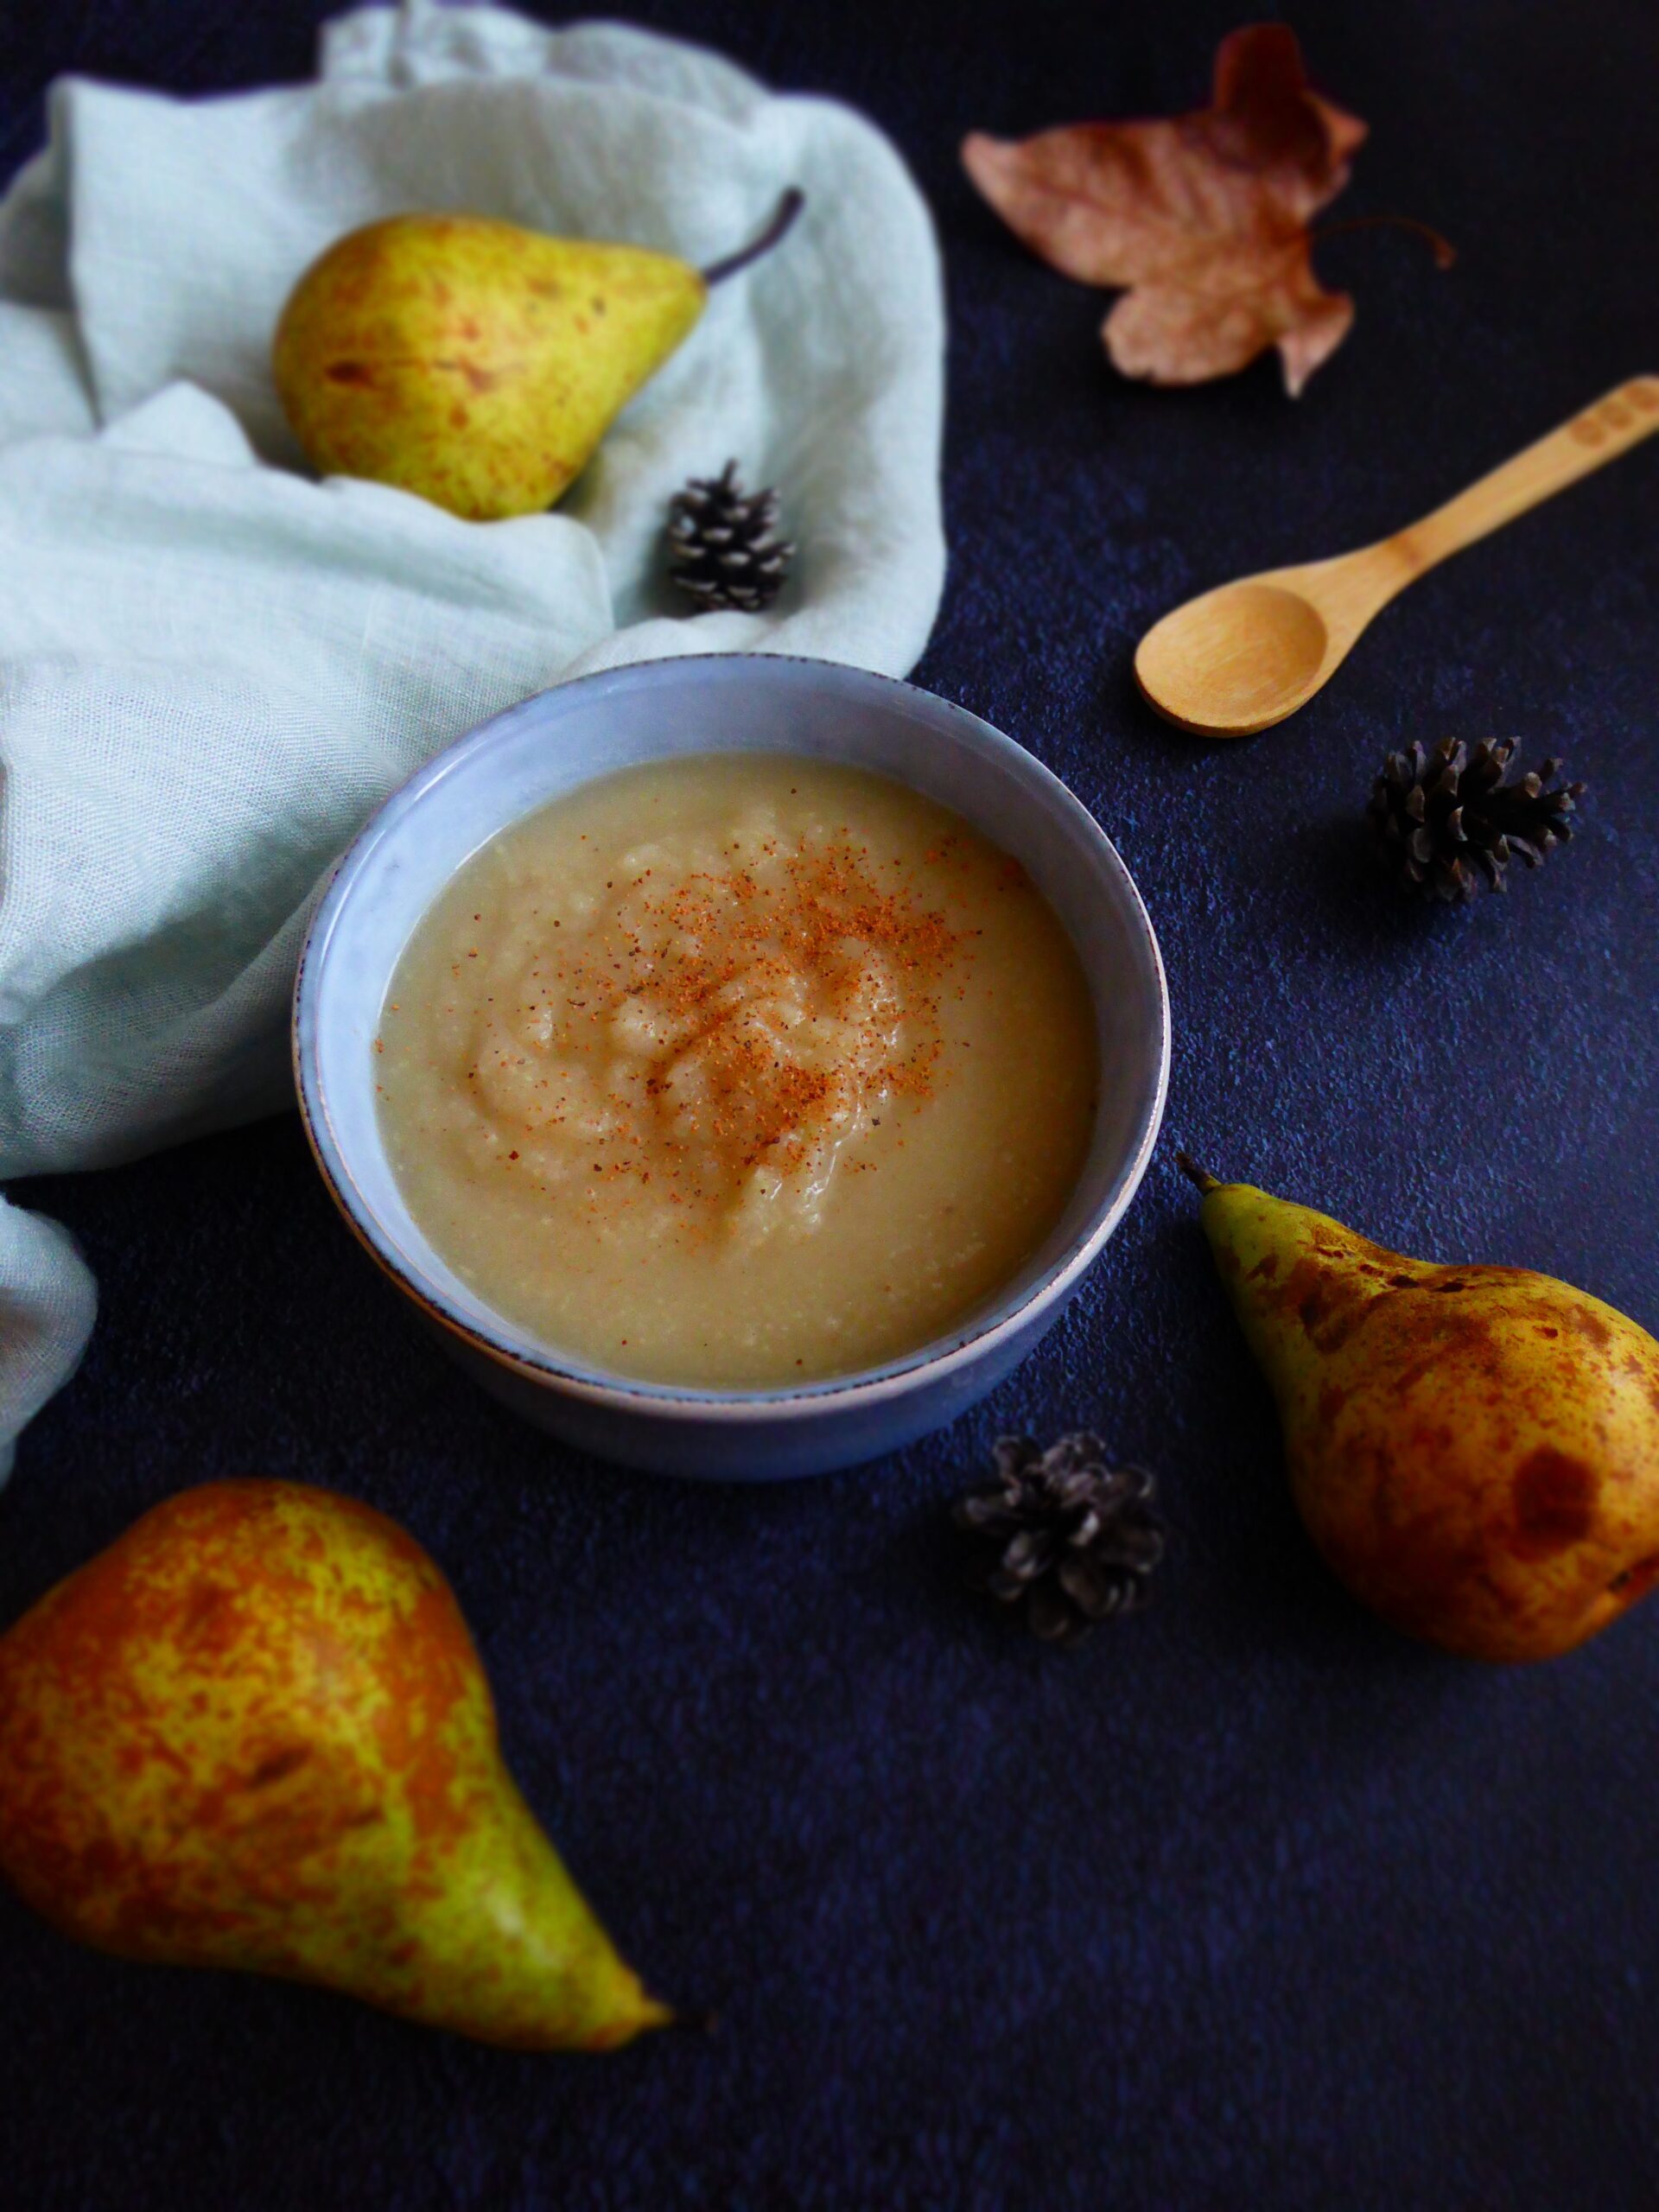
left=0, top=1194, right=98, bottom=1485
left=321, top=1, right=771, bottom=127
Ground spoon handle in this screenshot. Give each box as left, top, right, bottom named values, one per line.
left=1395, top=377, right=1659, bottom=573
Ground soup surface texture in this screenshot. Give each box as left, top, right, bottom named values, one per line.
left=376, top=754, right=1097, bottom=1388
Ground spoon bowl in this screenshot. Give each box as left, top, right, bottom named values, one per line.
left=1135, top=577, right=1334, bottom=736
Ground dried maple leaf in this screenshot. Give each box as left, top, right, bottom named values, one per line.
left=963, top=23, right=1382, bottom=396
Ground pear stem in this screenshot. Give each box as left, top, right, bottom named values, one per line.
left=701, top=188, right=806, bottom=286
left=1175, top=1151, right=1223, bottom=1195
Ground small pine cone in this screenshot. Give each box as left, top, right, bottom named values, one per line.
left=1369, top=737, right=1586, bottom=903
left=953, top=1433, right=1167, bottom=1645
left=666, top=460, right=794, bottom=613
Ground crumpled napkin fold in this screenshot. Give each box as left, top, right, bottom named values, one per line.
left=0, top=0, right=945, bottom=1478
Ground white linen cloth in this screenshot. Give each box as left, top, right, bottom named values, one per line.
left=0, top=0, right=946, bottom=1479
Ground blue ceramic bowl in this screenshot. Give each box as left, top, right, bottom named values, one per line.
left=293, top=655, right=1168, bottom=1478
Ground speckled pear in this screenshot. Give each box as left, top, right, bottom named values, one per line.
left=1180, top=1156, right=1659, bottom=1661
left=0, top=1481, right=668, bottom=2049
left=273, top=191, right=802, bottom=521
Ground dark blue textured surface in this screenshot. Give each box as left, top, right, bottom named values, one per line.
left=4, top=4, right=1658, bottom=2206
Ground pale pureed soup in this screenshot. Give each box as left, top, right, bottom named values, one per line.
left=375, top=754, right=1098, bottom=1389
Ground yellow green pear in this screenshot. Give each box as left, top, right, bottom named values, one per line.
left=1179, top=1154, right=1659, bottom=1662
left=273, top=190, right=803, bottom=520
left=0, top=1480, right=668, bottom=2049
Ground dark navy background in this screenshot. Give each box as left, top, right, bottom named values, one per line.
left=4, top=3, right=1657, bottom=2206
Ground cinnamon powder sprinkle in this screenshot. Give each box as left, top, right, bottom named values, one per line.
left=544, top=836, right=973, bottom=1198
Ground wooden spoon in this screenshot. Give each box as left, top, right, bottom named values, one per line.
left=1135, top=376, right=1659, bottom=738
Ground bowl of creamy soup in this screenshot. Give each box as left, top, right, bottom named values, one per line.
left=294, top=655, right=1168, bottom=1478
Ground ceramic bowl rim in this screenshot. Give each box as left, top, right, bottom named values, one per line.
left=292, top=652, right=1170, bottom=1425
